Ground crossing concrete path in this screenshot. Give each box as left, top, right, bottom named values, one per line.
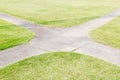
left=0, top=9, right=120, bottom=67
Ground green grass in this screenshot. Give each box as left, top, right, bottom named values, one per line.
left=0, top=0, right=120, bottom=27
left=0, top=52, right=120, bottom=80
left=0, top=19, right=34, bottom=50
left=90, top=16, right=120, bottom=48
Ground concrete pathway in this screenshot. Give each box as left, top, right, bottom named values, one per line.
left=0, top=9, right=120, bottom=67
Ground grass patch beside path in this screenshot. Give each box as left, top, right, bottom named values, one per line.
left=0, top=52, right=120, bottom=80
left=0, top=0, right=120, bottom=27
left=0, top=20, right=34, bottom=50
left=90, top=16, right=120, bottom=49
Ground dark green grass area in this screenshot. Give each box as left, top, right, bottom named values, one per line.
left=0, top=20, right=34, bottom=50
left=0, top=52, right=120, bottom=80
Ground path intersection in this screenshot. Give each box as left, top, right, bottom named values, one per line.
left=0, top=9, right=120, bottom=67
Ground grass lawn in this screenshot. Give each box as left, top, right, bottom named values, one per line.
left=0, top=19, right=34, bottom=50
left=0, top=52, right=120, bottom=80
left=90, top=16, right=120, bottom=49
left=0, top=0, right=120, bottom=27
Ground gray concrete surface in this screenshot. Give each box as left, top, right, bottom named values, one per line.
left=0, top=9, right=120, bottom=67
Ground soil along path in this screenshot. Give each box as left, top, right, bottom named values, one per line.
left=0, top=9, right=120, bottom=67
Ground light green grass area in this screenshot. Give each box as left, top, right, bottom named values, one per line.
left=90, top=16, right=120, bottom=48
left=0, top=52, right=120, bottom=80
left=0, top=20, right=34, bottom=50
left=0, top=0, right=120, bottom=27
